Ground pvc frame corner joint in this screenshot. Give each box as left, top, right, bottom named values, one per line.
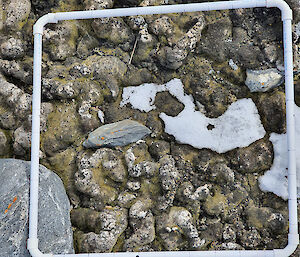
left=29, top=0, right=299, bottom=256
left=33, top=13, right=58, bottom=35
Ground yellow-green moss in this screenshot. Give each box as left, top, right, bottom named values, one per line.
left=140, top=176, right=161, bottom=199
left=213, top=61, right=246, bottom=85
left=91, top=167, right=118, bottom=204
left=40, top=101, right=84, bottom=155
left=204, top=10, right=230, bottom=25
left=0, top=128, right=13, bottom=158
left=112, top=232, right=125, bottom=252
left=94, top=47, right=130, bottom=62
left=53, top=0, right=82, bottom=12
left=73, top=230, right=85, bottom=253
left=48, top=148, right=77, bottom=187
left=204, top=188, right=227, bottom=215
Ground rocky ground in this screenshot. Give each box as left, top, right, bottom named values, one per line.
left=0, top=0, right=300, bottom=255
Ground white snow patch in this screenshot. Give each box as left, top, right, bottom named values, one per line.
left=259, top=104, right=300, bottom=199
left=121, top=79, right=266, bottom=153
left=160, top=98, right=265, bottom=153
left=229, top=59, right=238, bottom=70
left=97, top=110, right=105, bottom=123
left=120, top=83, right=165, bottom=112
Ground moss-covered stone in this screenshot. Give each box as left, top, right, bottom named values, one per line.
left=41, top=101, right=84, bottom=156
left=207, top=160, right=235, bottom=185
left=90, top=166, right=118, bottom=204
left=170, top=143, right=199, bottom=163
left=125, top=141, right=152, bottom=166
left=44, top=21, right=79, bottom=61
left=93, top=46, right=130, bottom=64
left=203, top=10, right=230, bottom=25
left=3, top=0, right=31, bottom=31
left=92, top=17, right=134, bottom=46
left=213, top=61, right=245, bottom=86
left=73, top=230, right=85, bottom=254
left=139, top=177, right=161, bottom=198
left=203, top=185, right=250, bottom=222
left=179, top=56, right=247, bottom=118
left=48, top=147, right=80, bottom=206
left=157, top=206, right=204, bottom=250
left=228, top=138, right=273, bottom=174
left=256, top=90, right=286, bottom=134
left=0, top=104, right=17, bottom=130
left=103, top=101, right=148, bottom=124
left=123, top=66, right=154, bottom=86
left=198, top=217, right=224, bottom=245
left=245, top=206, right=287, bottom=235
left=71, top=208, right=101, bottom=233
left=75, top=207, right=128, bottom=253
left=203, top=188, right=227, bottom=216
left=154, top=91, right=184, bottom=117
left=148, top=15, right=184, bottom=46
left=132, top=36, right=158, bottom=64
left=56, top=0, right=82, bottom=12
left=0, top=128, right=12, bottom=157
left=148, top=140, right=170, bottom=160
left=82, top=55, right=128, bottom=90
left=75, top=149, right=128, bottom=208
left=76, top=34, right=99, bottom=59
left=197, top=18, right=232, bottom=63
left=295, top=79, right=300, bottom=107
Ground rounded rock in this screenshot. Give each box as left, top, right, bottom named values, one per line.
left=0, top=37, right=25, bottom=60
left=229, top=139, right=273, bottom=174
left=149, top=140, right=170, bottom=160
left=4, top=0, right=31, bottom=30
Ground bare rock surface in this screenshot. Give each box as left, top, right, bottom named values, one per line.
left=0, top=159, right=74, bottom=256
left=83, top=119, right=151, bottom=148
left=245, top=69, right=284, bottom=92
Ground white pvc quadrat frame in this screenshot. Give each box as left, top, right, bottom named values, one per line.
left=28, top=0, right=299, bottom=256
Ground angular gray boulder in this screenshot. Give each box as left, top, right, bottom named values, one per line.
left=0, top=159, right=74, bottom=256
left=83, top=119, right=151, bottom=148
left=245, top=69, right=284, bottom=92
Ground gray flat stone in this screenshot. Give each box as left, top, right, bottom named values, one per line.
left=245, top=69, right=283, bottom=92
left=0, top=159, right=74, bottom=256
left=83, top=119, right=151, bottom=148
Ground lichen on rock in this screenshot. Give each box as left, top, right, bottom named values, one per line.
left=157, top=206, right=205, bottom=250
left=4, top=0, right=31, bottom=30
left=92, top=17, right=134, bottom=47
left=75, top=207, right=127, bottom=253
left=0, top=37, right=25, bottom=60
left=157, top=14, right=205, bottom=69
left=124, top=199, right=155, bottom=251
left=44, top=21, right=79, bottom=61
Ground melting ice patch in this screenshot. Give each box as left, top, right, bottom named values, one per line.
left=160, top=98, right=266, bottom=153
left=259, top=104, right=300, bottom=200
left=121, top=78, right=266, bottom=153
left=120, top=83, right=166, bottom=112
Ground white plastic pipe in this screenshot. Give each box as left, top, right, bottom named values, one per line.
left=28, top=0, right=299, bottom=256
